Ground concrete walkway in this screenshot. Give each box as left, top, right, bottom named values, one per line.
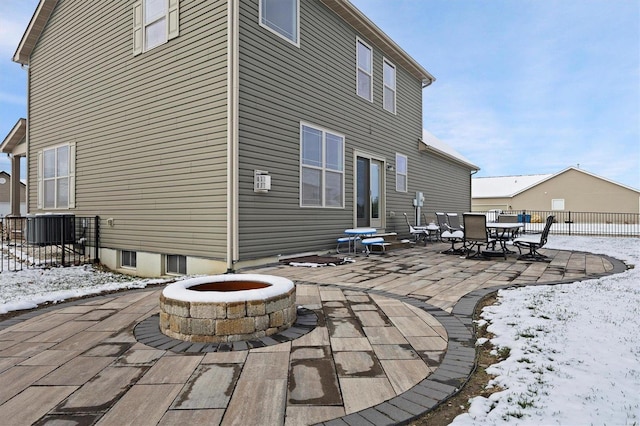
left=0, top=243, right=626, bottom=425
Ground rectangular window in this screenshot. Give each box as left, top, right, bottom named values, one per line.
left=260, top=0, right=299, bottom=45
left=121, top=251, right=137, bottom=268
left=38, top=144, right=75, bottom=209
left=356, top=39, right=372, bottom=101
left=396, top=154, right=407, bottom=192
left=383, top=59, right=396, bottom=114
left=552, top=199, right=565, bottom=210
left=301, top=124, right=344, bottom=208
left=167, top=254, right=187, bottom=275
left=133, top=0, right=179, bottom=55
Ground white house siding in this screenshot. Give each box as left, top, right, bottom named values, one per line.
left=235, top=0, right=445, bottom=259
left=27, top=0, right=229, bottom=259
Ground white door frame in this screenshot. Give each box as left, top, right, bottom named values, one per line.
left=353, top=150, right=388, bottom=229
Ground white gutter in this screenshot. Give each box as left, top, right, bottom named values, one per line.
left=226, top=0, right=240, bottom=272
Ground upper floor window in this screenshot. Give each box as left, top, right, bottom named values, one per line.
left=356, top=39, right=373, bottom=101
left=383, top=59, right=396, bottom=114
left=260, top=0, right=299, bottom=46
left=396, top=153, right=407, bottom=192
left=133, top=0, right=180, bottom=55
left=300, top=124, right=344, bottom=208
left=38, top=143, right=75, bottom=209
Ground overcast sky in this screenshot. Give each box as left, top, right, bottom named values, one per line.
left=1, top=0, right=638, bottom=189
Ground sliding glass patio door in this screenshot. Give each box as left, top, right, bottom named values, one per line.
left=356, top=156, right=384, bottom=228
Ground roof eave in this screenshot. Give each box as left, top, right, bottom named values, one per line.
left=319, top=0, right=435, bottom=86
left=419, top=142, right=480, bottom=171
left=1, top=118, right=27, bottom=154
left=12, top=0, right=59, bottom=65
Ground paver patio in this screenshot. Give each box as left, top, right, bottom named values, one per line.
left=0, top=242, right=627, bottom=425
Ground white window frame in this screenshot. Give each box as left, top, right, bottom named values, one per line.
left=300, top=123, right=345, bottom=208
left=166, top=254, right=187, bottom=275
left=356, top=38, right=373, bottom=102
left=133, top=0, right=179, bottom=55
left=37, top=143, right=75, bottom=210
left=259, top=0, right=300, bottom=47
left=383, top=58, right=397, bottom=114
left=551, top=199, right=565, bottom=211
left=395, top=153, right=408, bottom=192
left=121, top=250, right=137, bottom=269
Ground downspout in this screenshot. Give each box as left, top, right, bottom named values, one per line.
left=470, top=169, right=479, bottom=211
left=226, top=0, right=240, bottom=272
left=25, top=64, right=30, bottom=215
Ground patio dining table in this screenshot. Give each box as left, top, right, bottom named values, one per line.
left=344, top=227, right=377, bottom=254
left=485, top=222, right=524, bottom=254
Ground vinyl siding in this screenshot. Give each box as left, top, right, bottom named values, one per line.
left=236, top=0, right=431, bottom=259
left=27, top=0, right=229, bottom=259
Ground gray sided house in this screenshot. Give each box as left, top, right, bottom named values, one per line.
left=14, top=0, right=474, bottom=277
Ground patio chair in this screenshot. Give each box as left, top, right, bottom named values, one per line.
left=513, top=215, right=555, bottom=261
left=436, top=212, right=464, bottom=255
left=463, top=213, right=501, bottom=259
left=403, top=213, right=428, bottom=245
left=446, top=213, right=463, bottom=231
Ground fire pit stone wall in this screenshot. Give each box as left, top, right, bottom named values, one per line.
left=159, top=275, right=296, bottom=343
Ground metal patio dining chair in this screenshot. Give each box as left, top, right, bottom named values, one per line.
left=445, top=212, right=463, bottom=231
left=403, top=213, right=428, bottom=245
left=436, top=212, right=464, bottom=255
left=463, top=213, right=501, bottom=259
left=513, top=215, right=555, bottom=261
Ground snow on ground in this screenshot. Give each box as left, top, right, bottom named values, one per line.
left=452, top=236, right=640, bottom=426
left=0, top=265, right=174, bottom=314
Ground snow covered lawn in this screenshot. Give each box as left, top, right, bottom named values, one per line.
left=452, top=236, right=640, bottom=425
left=0, top=265, right=174, bottom=314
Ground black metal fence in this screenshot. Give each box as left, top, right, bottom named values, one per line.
left=484, top=210, right=640, bottom=237
left=0, top=215, right=100, bottom=272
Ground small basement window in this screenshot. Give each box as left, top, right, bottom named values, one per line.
left=166, top=254, right=187, bottom=275
left=121, top=250, right=137, bottom=268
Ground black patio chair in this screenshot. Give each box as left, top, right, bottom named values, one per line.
left=463, top=213, right=501, bottom=259
left=513, top=215, right=555, bottom=261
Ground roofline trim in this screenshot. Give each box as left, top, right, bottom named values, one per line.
left=419, top=140, right=480, bottom=171
left=13, top=0, right=59, bottom=65
left=1, top=118, right=27, bottom=154
left=319, top=0, right=435, bottom=85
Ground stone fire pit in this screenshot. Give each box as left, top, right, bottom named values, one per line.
left=159, top=274, right=296, bottom=343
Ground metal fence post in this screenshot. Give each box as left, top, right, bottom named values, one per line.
left=94, top=216, right=100, bottom=263
left=60, top=216, right=66, bottom=266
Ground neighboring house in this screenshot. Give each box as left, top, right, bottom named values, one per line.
left=472, top=167, right=640, bottom=214
left=13, top=0, right=475, bottom=277
left=0, top=172, right=26, bottom=217
left=0, top=119, right=27, bottom=216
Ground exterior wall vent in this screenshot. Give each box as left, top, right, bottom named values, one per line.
left=254, top=170, right=271, bottom=193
